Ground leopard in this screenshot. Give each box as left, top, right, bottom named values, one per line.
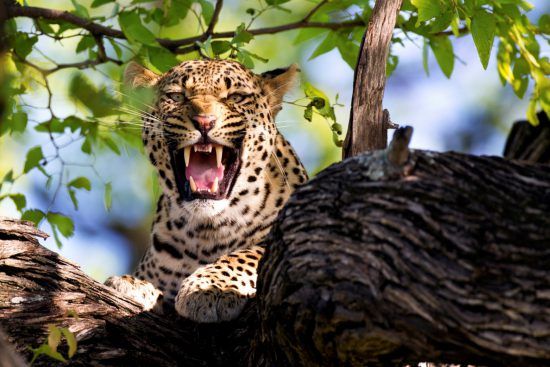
left=105, top=59, right=308, bottom=323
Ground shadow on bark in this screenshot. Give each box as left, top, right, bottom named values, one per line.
left=1, top=125, right=549, bottom=366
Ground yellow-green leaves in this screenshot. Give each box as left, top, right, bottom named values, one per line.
left=119, top=11, right=158, bottom=47
left=430, top=36, right=454, bottom=78
left=147, top=46, right=179, bottom=73
left=411, top=0, right=447, bottom=24
left=69, top=74, right=118, bottom=117
left=471, top=10, right=496, bottom=69
left=30, top=324, right=78, bottom=365
left=23, top=146, right=44, bottom=173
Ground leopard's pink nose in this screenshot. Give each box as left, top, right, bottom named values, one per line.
left=191, top=114, right=216, bottom=135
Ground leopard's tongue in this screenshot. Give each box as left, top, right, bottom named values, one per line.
left=185, top=151, right=224, bottom=191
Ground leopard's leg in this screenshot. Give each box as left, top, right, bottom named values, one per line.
left=175, top=245, right=264, bottom=323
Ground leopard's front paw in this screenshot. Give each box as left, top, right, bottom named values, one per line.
left=175, top=274, right=250, bottom=323
left=105, top=275, right=163, bottom=312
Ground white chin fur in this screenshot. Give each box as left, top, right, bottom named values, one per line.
left=180, top=199, right=229, bottom=219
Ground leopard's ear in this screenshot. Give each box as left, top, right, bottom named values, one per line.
left=124, top=61, right=160, bottom=88
left=261, top=64, right=300, bottom=114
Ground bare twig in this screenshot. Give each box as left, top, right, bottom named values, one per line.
left=205, top=0, right=223, bottom=36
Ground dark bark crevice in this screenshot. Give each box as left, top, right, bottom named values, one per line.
left=1, top=129, right=550, bottom=366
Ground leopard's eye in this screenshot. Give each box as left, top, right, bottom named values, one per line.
left=166, top=92, right=185, bottom=102
left=226, top=93, right=248, bottom=103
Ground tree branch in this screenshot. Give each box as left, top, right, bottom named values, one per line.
left=6, top=4, right=467, bottom=56
left=343, top=0, right=403, bottom=158
left=2, top=130, right=550, bottom=366
left=205, top=0, right=224, bottom=36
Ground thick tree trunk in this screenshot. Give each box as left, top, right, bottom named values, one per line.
left=1, top=128, right=549, bottom=366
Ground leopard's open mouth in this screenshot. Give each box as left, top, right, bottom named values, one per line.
left=172, top=143, right=241, bottom=201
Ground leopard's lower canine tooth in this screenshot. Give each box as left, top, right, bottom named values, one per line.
left=211, top=177, right=219, bottom=192
left=189, top=176, right=197, bottom=192
left=184, top=147, right=191, bottom=167
left=215, top=146, right=223, bottom=168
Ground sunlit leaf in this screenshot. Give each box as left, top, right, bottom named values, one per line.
left=47, top=325, right=62, bottom=351
left=8, top=194, right=26, bottom=211
left=23, top=146, right=44, bottom=173
left=147, top=46, right=179, bottom=73
left=21, top=209, right=45, bottom=226
left=68, top=177, right=91, bottom=191
left=430, top=36, right=454, bottom=78
left=411, top=0, right=446, bottom=24
left=119, top=11, right=158, bottom=46
left=104, top=182, right=112, bottom=211
left=471, top=10, right=496, bottom=69
left=60, top=327, right=78, bottom=358
left=46, top=212, right=75, bottom=238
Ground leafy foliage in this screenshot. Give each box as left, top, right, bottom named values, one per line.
left=29, top=312, right=78, bottom=365
left=0, top=0, right=548, bottom=245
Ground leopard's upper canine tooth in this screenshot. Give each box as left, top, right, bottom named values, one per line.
left=211, top=177, right=219, bottom=192
left=184, top=147, right=191, bottom=167
left=215, top=146, right=223, bottom=168
left=189, top=176, right=197, bottom=192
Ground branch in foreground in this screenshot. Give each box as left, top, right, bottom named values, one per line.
left=6, top=4, right=466, bottom=55
left=2, top=132, right=550, bottom=366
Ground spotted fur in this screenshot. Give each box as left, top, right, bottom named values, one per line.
left=105, top=59, right=307, bottom=322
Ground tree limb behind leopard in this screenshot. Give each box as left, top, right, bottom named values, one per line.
left=105, top=59, right=307, bottom=323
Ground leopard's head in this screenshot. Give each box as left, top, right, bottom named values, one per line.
left=125, top=59, right=298, bottom=209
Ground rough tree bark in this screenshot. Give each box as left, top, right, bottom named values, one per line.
left=2, top=0, right=549, bottom=366
left=1, top=128, right=550, bottom=366
left=342, top=0, right=403, bottom=157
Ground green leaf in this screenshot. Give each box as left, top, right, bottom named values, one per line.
left=60, top=327, right=78, bottom=358
left=71, top=0, right=90, bottom=18
left=69, top=74, right=118, bottom=117
left=303, top=105, right=313, bottom=122
left=411, top=0, right=446, bottom=24
left=471, top=10, right=496, bottom=69
left=119, top=11, right=158, bottom=46
left=91, top=0, right=113, bottom=7
left=104, top=182, right=112, bottom=211
left=386, top=54, right=399, bottom=76
left=8, top=194, right=26, bottom=211
left=198, top=0, right=214, bottom=25
left=76, top=36, right=95, bottom=53
left=81, top=136, right=93, bottom=154
left=108, top=38, right=123, bottom=59
left=294, top=29, right=328, bottom=45
left=68, top=188, right=79, bottom=210
left=101, top=135, right=121, bottom=155
left=210, top=41, right=232, bottom=55
left=47, top=325, right=62, bottom=351
left=14, top=33, right=38, bottom=59
left=232, top=23, right=253, bottom=44
left=23, top=146, right=44, bottom=173
left=35, top=118, right=64, bottom=133
left=147, top=46, right=179, bottom=73
left=527, top=97, right=538, bottom=125
left=540, top=14, right=550, bottom=34
left=430, top=36, right=454, bottom=78
left=46, top=212, right=75, bottom=238
left=68, top=177, right=91, bottom=191
left=10, top=111, right=27, bottom=134
left=30, top=344, right=67, bottom=364
left=21, top=209, right=45, bottom=226
left=308, top=32, right=338, bottom=60
left=422, top=38, right=430, bottom=76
